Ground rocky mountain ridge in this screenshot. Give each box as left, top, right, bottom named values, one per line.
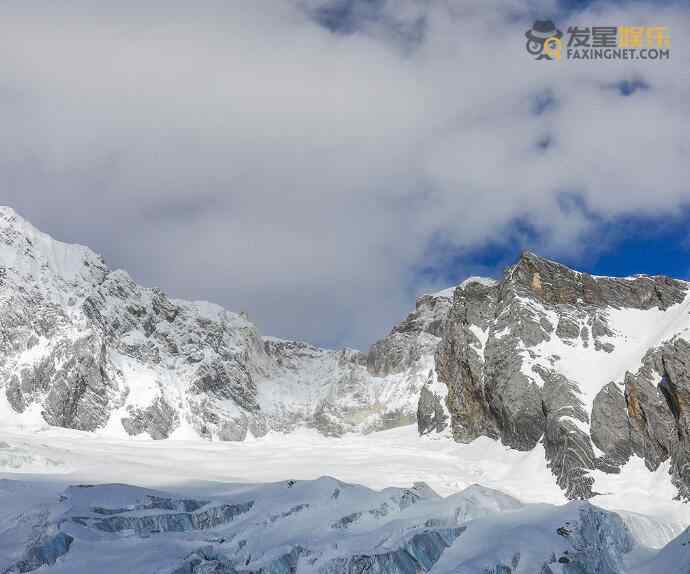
left=0, top=206, right=445, bottom=442
left=432, top=251, right=690, bottom=500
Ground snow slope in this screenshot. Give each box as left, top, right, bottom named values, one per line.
left=1, top=424, right=689, bottom=549
left=0, top=432, right=688, bottom=574
left=522, top=292, right=690, bottom=417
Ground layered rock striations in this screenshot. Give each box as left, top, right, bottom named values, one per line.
left=434, top=251, right=690, bottom=498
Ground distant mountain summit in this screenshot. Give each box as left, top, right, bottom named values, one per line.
left=2, top=206, right=690, bottom=501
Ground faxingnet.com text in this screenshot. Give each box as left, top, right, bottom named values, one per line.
left=566, top=47, right=671, bottom=60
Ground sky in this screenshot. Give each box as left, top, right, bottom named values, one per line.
left=0, top=0, right=689, bottom=349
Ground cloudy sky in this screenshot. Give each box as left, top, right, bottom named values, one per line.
left=1, top=0, right=689, bottom=349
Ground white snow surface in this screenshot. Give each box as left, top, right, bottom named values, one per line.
left=519, top=292, right=690, bottom=417
left=1, top=424, right=688, bottom=546
left=1, top=424, right=690, bottom=573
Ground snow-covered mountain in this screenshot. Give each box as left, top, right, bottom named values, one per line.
left=3, top=205, right=690, bottom=506
left=0, top=206, right=444, bottom=442
left=433, top=252, right=690, bottom=501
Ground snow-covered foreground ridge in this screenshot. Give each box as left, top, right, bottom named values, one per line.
left=3, top=204, right=690, bottom=503
left=0, top=475, right=627, bottom=574
left=2, top=423, right=690, bottom=573
left=0, top=466, right=689, bottom=573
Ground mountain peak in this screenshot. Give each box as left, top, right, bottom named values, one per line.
left=0, top=205, right=19, bottom=219
left=0, top=205, right=30, bottom=234
left=513, top=250, right=575, bottom=274
left=0, top=206, right=106, bottom=287
left=507, top=250, right=686, bottom=310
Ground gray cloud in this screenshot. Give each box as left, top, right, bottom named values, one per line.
left=0, top=0, right=688, bottom=348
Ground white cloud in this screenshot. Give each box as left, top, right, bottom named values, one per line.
left=0, top=0, right=688, bottom=348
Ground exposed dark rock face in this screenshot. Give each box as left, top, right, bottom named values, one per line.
left=538, top=367, right=595, bottom=499
left=26, top=336, right=112, bottom=431
left=509, top=251, right=685, bottom=310
left=46, top=343, right=110, bottom=429
left=435, top=280, right=499, bottom=443
left=121, top=397, right=180, bottom=439
left=611, top=339, right=690, bottom=500
left=191, top=361, right=258, bottom=409
left=435, top=251, right=690, bottom=499
left=417, top=386, right=447, bottom=435
left=590, top=383, right=632, bottom=472
left=367, top=292, right=453, bottom=378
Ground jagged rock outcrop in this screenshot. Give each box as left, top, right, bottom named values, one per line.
left=435, top=251, right=690, bottom=499
left=509, top=252, right=685, bottom=310
left=434, top=279, right=499, bottom=443
left=417, top=386, right=447, bottom=435
left=121, top=397, right=179, bottom=440
left=591, top=382, right=632, bottom=471
left=538, top=366, right=596, bottom=499
left=367, top=292, right=452, bottom=377
left=601, top=339, right=690, bottom=500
